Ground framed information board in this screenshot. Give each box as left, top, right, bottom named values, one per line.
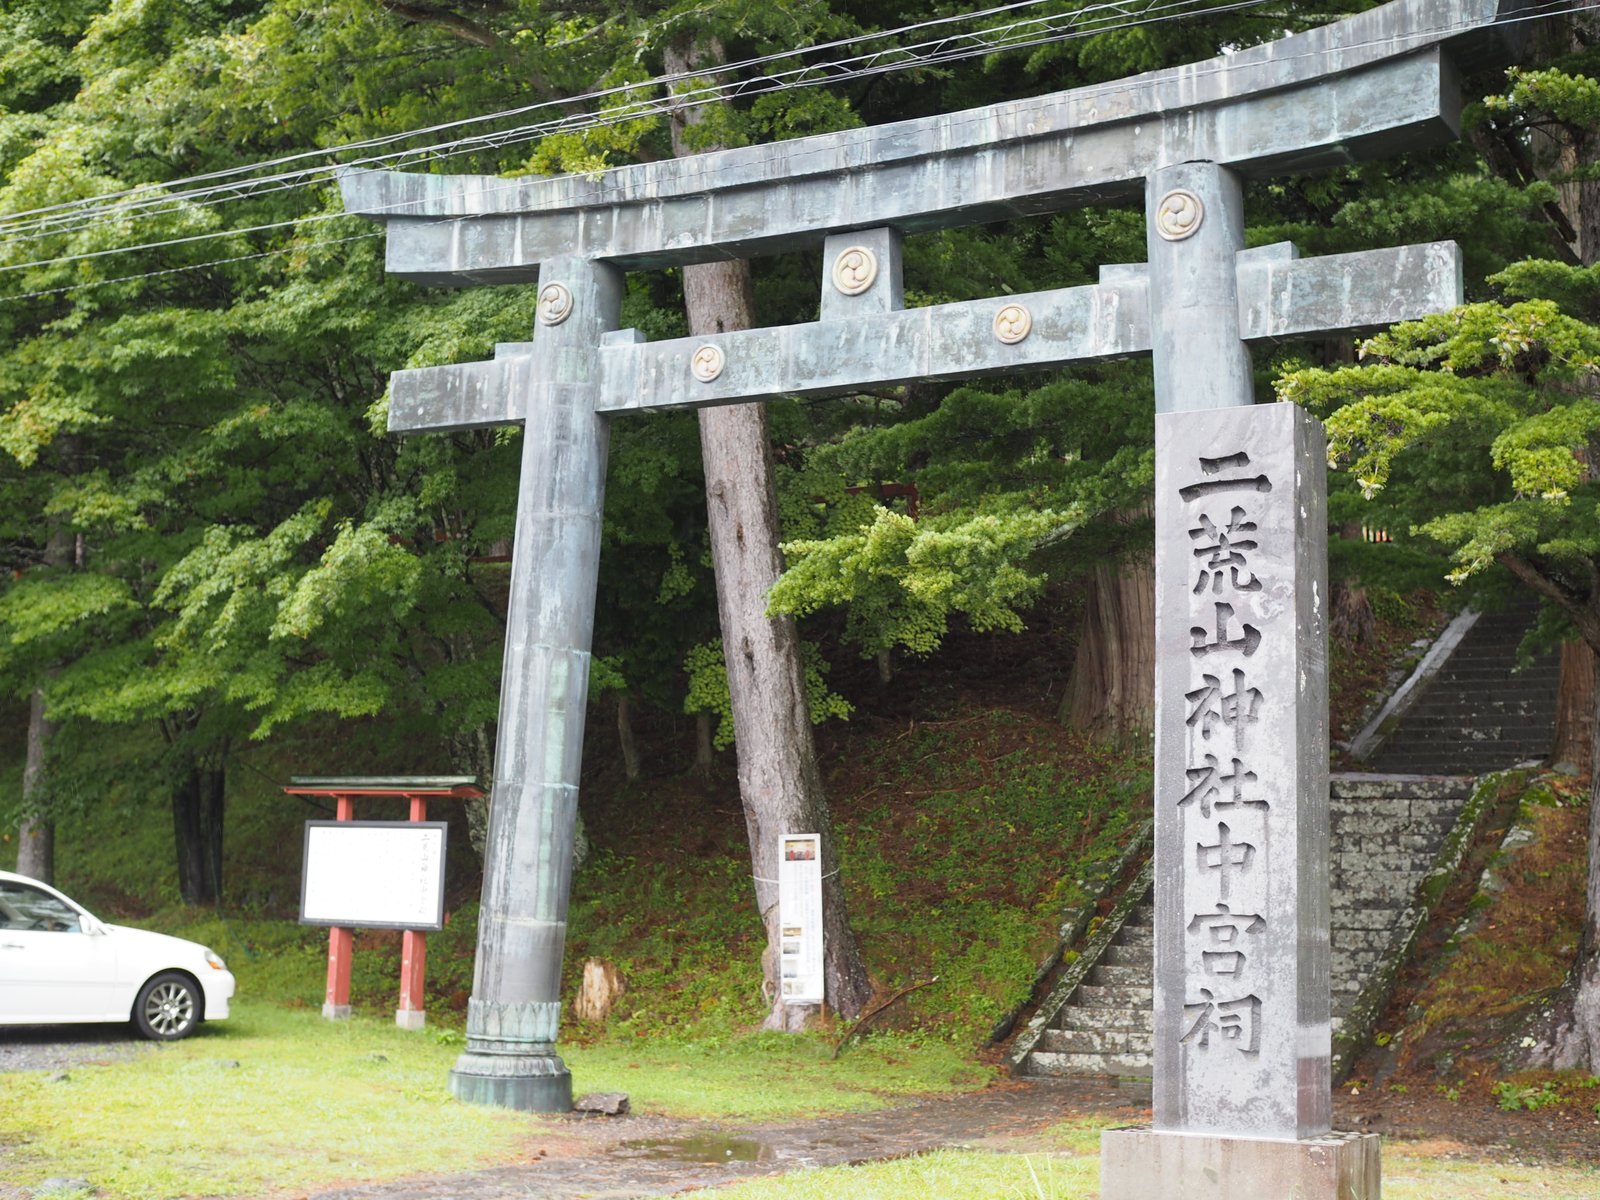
left=300, top=820, right=448, bottom=931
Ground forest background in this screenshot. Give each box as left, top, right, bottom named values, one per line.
left=2, top=0, right=1599, bottom=1067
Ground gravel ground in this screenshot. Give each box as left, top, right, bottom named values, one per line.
left=0, top=1024, right=153, bottom=1074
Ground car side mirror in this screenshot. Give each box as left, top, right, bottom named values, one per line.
left=80, top=915, right=107, bottom=936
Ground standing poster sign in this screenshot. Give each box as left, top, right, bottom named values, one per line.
left=777, top=834, right=824, bottom=1004
left=284, top=776, right=480, bottom=1031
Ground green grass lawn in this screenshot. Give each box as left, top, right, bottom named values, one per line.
left=674, top=1146, right=1600, bottom=1200
left=7, top=1000, right=1597, bottom=1200
left=1, top=1003, right=528, bottom=1199
left=0, top=999, right=989, bottom=1200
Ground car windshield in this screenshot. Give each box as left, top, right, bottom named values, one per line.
left=0, top=881, right=82, bottom=933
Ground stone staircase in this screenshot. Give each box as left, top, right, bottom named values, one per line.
left=1012, top=600, right=1560, bottom=1081
left=1025, top=899, right=1156, bottom=1076
left=1015, top=776, right=1471, bottom=1079
left=1363, top=601, right=1558, bottom=775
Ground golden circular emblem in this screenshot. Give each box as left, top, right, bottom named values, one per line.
left=993, top=303, right=1033, bottom=345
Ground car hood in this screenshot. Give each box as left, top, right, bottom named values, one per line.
left=102, top=923, right=214, bottom=962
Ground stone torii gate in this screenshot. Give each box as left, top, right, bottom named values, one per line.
left=342, top=0, right=1515, bottom=1193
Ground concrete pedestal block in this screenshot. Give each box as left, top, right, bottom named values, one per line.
left=395, top=1008, right=426, bottom=1031
left=1101, top=1127, right=1380, bottom=1199
left=321, top=1003, right=351, bottom=1021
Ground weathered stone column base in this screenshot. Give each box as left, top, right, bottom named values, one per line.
left=395, top=1008, right=426, bottom=1031
left=321, top=1003, right=351, bottom=1021
left=449, top=1049, right=572, bottom=1112
left=1101, top=1127, right=1380, bottom=1199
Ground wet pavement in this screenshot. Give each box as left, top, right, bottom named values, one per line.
left=302, top=1078, right=1151, bottom=1200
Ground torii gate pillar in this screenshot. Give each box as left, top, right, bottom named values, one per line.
left=445, top=259, right=621, bottom=1111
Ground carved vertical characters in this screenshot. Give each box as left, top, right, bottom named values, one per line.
left=1154, top=402, right=1330, bottom=1139
left=1178, top=448, right=1272, bottom=1024
left=1181, top=989, right=1262, bottom=1052
left=1180, top=755, right=1265, bottom=819
left=1188, top=904, right=1267, bottom=976
left=1196, top=822, right=1255, bottom=900
left=1185, top=668, right=1263, bottom=743
left=1190, top=601, right=1262, bottom=658
left=1191, top=507, right=1263, bottom=593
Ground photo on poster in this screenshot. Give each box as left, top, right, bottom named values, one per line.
left=782, top=926, right=802, bottom=938
left=782, top=939, right=801, bottom=956
left=783, top=838, right=815, bottom=861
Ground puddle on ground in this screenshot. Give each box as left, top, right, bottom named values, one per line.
left=614, top=1134, right=774, bottom=1164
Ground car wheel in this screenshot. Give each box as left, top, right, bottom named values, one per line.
left=133, top=971, right=201, bottom=1040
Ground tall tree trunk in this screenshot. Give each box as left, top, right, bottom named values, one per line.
left=1542, top=2, right=1600, bottom=1070
left=17, top=689, right=56, bottom=883
left=1061, top=551, right=1155, bottom=746
left=172, top=752, right=225, bottom=906
left=1543, top=678, right=1600, bottom=1070
left=668, top=37, right=872, bottom=1026
left=16, top=525, right=76, bottom=883
left=449, top=724, right=496, bottom=858
left=693, top=712, right=714, bottom=779
left=617, top=693, right=642, bottom=782
left=1552, top=641, right=1596, bottom=771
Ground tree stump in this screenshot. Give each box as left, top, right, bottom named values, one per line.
left=573, top=959, right=625, bottom=1023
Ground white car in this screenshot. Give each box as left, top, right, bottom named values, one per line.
left=0, top=869, right=235, bottom=1041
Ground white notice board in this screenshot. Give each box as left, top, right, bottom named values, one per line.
left=300, top=821, right=448, bottom=931
left=777, top=833, right=824, bottom=1005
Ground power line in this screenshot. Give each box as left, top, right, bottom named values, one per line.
left=9, top=0, right=1568, bottom=254
left=0, top=232, right=387, bottom=304
left=0, top=0, right=1170, bottom=242
left=0, top=0, right=1585, bottom=303
left=0, top=0, right=1357, bottom=265
left=0, top=0, right=1250, bottom=265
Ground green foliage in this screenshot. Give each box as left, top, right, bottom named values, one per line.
left=0, top=1001, right=533, bottom=1199
left=553, top=705, right=1147, bottom=1049
left=833, top=723, right=1146, bottom=1041
left=683, top=639, right=851, bottom=749
left=769, top=373, right=1154, bottom=664
left=1493, top=1078, right=1564, bottom=1112
left=770, top=505, right=1074, bottom=660
left=1279, top=262, right=1600, bottom=605
left=1482, top=66, right=1600, bottom=176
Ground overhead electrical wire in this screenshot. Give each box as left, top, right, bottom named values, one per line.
left=0, top=0, right=1276, bottom=247
left=4, top=0, right=1574, bottom=253
left=0, top=0, right=1587, bottom=305
left=0, top=0, right=1079, bottom=237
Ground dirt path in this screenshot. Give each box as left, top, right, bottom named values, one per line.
left=295, top=1077, right=1600, bottom=1200
left=301, top=1078, right=1145, bottom=1200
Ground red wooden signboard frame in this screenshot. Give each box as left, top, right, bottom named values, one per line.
left=284, top=777, right=483, bottom=1030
